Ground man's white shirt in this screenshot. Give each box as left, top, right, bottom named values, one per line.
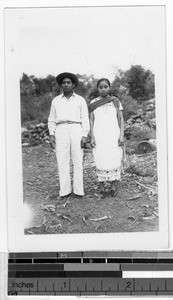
left=48, top=92, right=90, bottom=137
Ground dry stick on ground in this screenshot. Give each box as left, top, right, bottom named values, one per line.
left=82, top=213, right=92, bottom=226
left=135, top=180, right=157, bottom=195
left=82, top=216, right=88, bottom=224
left=153, top=210, right=159, bottom=217
left=55, top=213, right=72, bottom=222
left=41, top=204, right=56, bottom=212
left=136, top=151, right=157, bottom=157
left=61, top=197, right=70, bottom=208
left=135, top=180, right=152, bottom=190
left=89, top=216, right=111, bottom=222
left=126, top=194, right=142, bottom=201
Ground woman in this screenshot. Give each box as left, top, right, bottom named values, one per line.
left=89, top=78, right=124, bottom=198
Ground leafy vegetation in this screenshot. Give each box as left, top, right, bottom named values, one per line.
left=20, top=65, right=155, bottom=126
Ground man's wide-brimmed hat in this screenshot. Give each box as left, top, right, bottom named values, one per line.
left=56, top=72, right=78, bottom=87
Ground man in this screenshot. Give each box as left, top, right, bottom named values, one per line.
left=48, top=72, right=90, bottom=199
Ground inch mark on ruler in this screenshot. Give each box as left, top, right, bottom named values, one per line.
left=133, top=278, right=135, bottom=292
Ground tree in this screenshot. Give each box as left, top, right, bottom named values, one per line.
left=20, top=73, right=59, bottom=125
left=124, top=65, right=155, bottom=101
left=111, top=65, right=155, bottom=102
left=144, top=71, right=155, bottom=99
left=31, top=75, right=60, bottom=96
left=75, top=74, right=98, bottom=102
left=20, top=73, right=35, bottom=96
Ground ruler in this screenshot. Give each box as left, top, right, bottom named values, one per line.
left=8, top=251, right=173, bottom=296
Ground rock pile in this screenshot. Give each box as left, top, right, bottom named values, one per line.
left=22, top=123, right=50, bottom=147
left=126, top=151, right=157, bottom=177
left=124, top=98, right=156, bottom=141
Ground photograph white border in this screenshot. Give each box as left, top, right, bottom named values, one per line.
left=2, top=0, right=172, bottom=253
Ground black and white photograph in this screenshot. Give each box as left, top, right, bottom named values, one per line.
left=4, top=3, right=169, bottom=252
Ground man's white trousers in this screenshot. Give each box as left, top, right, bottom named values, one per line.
left=55, top=124, right=84, bottom=197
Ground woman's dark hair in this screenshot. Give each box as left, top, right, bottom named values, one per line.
left=97, top=78, right=111, bottom=88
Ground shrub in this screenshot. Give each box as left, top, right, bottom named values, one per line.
left=21, top=93, right=53, bottom=126
left=128, top=124, right=156, bottom=141
left=120, top=95, right=139, bottom=121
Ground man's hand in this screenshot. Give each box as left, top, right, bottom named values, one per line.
left=81, top=136, right=87, bottom=149
left=50, top=135, right=56, bottom=150
left=118, top=135, right=124, bottom=147
left=90, top=136, right=96, bottom=148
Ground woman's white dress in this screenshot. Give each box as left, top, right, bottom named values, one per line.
left=91, top=97, right=123, bottom=182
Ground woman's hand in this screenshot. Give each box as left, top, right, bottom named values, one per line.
left=50, top=135, right=56, bottom=150
left=118, top=135, right=124, bottom=147
left=90, top=136, right=96, bottom=148
left=81, top=136, right=87, bottom=149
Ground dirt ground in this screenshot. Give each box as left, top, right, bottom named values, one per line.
left=23, top=142, right=159, bottom=235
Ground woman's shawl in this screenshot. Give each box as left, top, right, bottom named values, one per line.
left=89, top=96, right=121, bottom=128
left=89, top=95, right=116, bottom=113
